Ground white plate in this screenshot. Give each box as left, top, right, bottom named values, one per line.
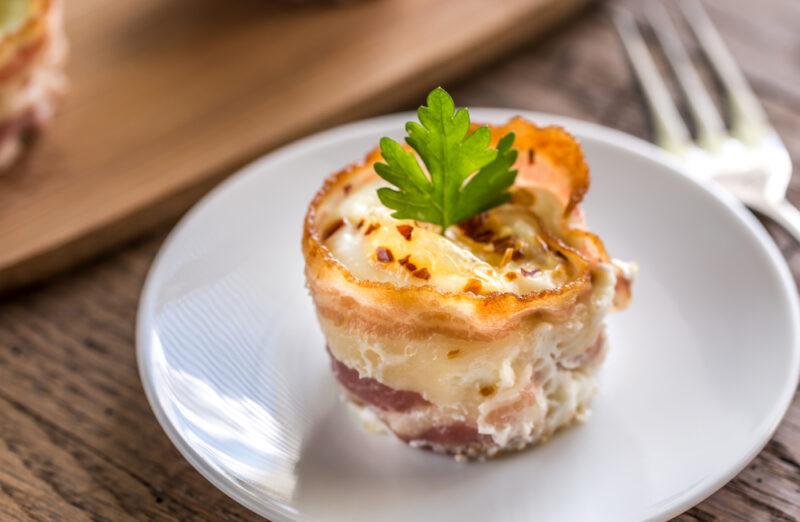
left=137, top=110, right=800, bottom=522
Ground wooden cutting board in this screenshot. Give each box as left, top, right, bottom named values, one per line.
left=0, top=0, right=589, bottom=293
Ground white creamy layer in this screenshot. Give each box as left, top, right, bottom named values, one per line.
left=325, top=180, right=570, bottom=295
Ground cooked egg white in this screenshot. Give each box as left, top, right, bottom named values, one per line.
left=325, top=180, right=570, bottom=295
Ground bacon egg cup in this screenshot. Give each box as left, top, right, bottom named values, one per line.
left=0, top=0, right=66, bottom=169
left=303, top=117, right=634, bottom=459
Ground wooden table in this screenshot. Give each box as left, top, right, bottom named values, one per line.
left=1, top=0, right=798, bottom=519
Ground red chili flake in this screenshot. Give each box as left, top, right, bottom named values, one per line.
left=492, top=235, right=513, bottom=252
left=364, top=223, right=380, bottom=235
left=463, top=278, right=482, bottom=294
left=447, top=349, right=461, bottom=360
left=322, top=219, right=344, bottom=240
left=343, top=183, right=353, bottom=194
left=505, top=272, right=518, bottom=281
left=396, top=224, right=413, bottom=241
left=457, top=213, right=486, bottom=239
left=412, top=267, right=430, bottom=280
left=356, top=219, right=365, bottom=230
left=511, top=249, right=525, bottom=261
left=528, top=148, right=535, bottom=164
left=473, top=229, right=495, bottom=243
left=399, top=255, right=417, bottom=271
left=375, top=247, right=394, bottom=263
left=521, top=267, right=540, bottom=278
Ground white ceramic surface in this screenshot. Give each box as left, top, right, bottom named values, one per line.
left=136, top=110, right=800, bottom=522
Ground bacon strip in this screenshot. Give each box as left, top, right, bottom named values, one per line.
left=329, top=351, right=430, bottom=412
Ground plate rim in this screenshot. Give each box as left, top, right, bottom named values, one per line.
left=136, top=109, right=800, bottom=522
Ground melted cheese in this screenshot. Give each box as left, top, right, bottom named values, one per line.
left=325, top=180, right=571, bottom=295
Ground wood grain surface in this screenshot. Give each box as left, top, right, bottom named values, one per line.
left=2, top=0, right=800, bottom=520
left=0, top=0, right=588, bottom=293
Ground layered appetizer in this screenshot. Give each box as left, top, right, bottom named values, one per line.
left=0, top=0, right=66, bottom=169
left=303, top=88, right=634, bottom=458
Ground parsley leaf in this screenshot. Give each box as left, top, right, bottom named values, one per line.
left=375, top=87, right=517, bottom=233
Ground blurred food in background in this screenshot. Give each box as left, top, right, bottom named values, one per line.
left=0, top=0, right=66, bottom=170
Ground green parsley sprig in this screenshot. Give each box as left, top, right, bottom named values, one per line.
left=374, top=87, right=518, bottom=234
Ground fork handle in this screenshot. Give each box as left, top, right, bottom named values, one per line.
left=744, top=197, right=800, bottom=246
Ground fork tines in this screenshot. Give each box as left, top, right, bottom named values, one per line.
left=611, top=0, right=770, bottom=153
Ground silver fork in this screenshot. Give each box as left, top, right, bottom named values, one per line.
left=611, top=0, right=800, bottom=242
